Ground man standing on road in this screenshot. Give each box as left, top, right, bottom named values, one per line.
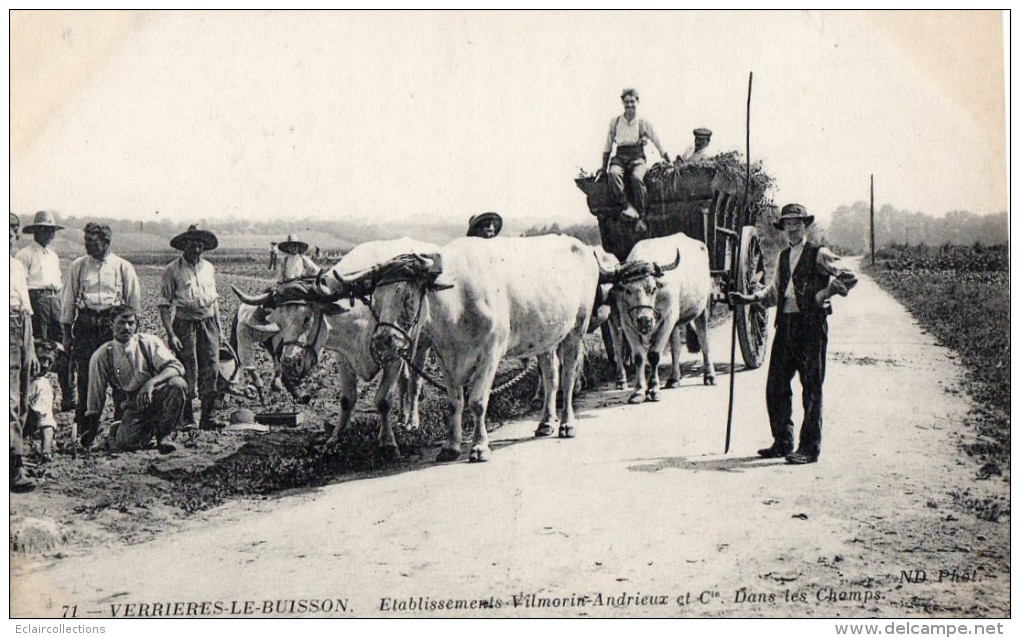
left=466, top=212, right=503, bottom=238
left=16, top=210, right=75, bottom=412
left=61, top=222, right=141, bottom=450
left=158, top=225, right=223, bottom=430
left=729, top=203, right=858, bottom=465
left=10, top=213, right=38, bottom=492
left=602, top=88, right=671, bottom=222
left=85, top=305, right=189, bottom=454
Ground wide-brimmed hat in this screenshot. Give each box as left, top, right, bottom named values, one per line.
left=225, top=408, right=269, bottom=433
left=773, top=203, right=815, bottom=229
left=170, top=224, right=218, bottom=251
left=278, top=234, right=309, bottom=254
left=467, top=212, right=503, bottom=237
left=693, top=128, right=713, bottom=139
left=22, top=210, right=66, bottom=233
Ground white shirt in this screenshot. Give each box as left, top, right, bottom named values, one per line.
left=604, top=115, right=668, bottom=158
left=28, top=377, right=57, bottom=428
left=158, top=256, right=219, bottom=320
left=61, top=253, right=141, bottom=323
left=781, top=241, right=806, bottom=314
left=275, top=254, right=320, bottom=283
left=10, top=257, right=32, bottom=314
left=16, top=242, right=63, bottom=291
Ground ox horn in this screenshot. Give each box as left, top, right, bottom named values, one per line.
left=653, top=250, right=681, bottom=277
left=596, top=251, right=620, bottom=284
left=232, top=285, right=271, bottom=306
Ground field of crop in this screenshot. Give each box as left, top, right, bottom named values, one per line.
left=865, top=244, right=1010, bottom=493
left=12, top=255, right=627, bottom=550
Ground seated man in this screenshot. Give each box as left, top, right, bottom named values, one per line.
left=85, top=305, right=189, bottom=454
left=602, top=88, right=670, bottom=221
left=679, top=128, right=712, bottom=163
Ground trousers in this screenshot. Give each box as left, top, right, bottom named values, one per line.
left=765, top=313, right=828, bottom=456
left=172, top=315, right=220, bottom=402
left=10, top=311, right=32, bottom=460
left=29, top=290, right=75, bottom=405
left=71, top=309, right=125, bottom=439
left=112, top=376, right=188, bottom=450
left=608, top=145, right=648, bottom=213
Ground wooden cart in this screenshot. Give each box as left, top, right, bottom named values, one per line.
left=576, top=161, right=770, bottom=369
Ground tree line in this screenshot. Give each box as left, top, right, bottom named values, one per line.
left=825, top=203, right=1008, bottom=253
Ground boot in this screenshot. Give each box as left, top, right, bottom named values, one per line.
left=181, top=398, right=198, bottom=430
left=10, top=457, right=37, bottom=493
left=199, top=395, right=223, bottom=431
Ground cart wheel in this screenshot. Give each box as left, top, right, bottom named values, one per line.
left=736, top=226, right=768, bottom=369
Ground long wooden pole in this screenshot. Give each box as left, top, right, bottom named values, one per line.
left=870, top=174, right=875, bottom=264
left=725, top=71, right=752, bottom=454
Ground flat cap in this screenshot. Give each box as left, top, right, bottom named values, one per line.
left=693, top=128, right=712, bottom=138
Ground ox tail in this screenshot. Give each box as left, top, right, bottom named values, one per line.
left=685, top=324, right=701, bottom=354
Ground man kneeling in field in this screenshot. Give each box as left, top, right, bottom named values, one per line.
left=85, top=305, right=189, bottom=454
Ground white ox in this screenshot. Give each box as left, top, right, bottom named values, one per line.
left=600, top=232, right=716, bottom=404
left=229, top=304, right=286, bottom=402
left=233, top=238, right=439, bottom=458
left=339, top=235, right=601, bottom=463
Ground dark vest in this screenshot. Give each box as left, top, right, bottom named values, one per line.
left=775, top=243, right=832, bottom=325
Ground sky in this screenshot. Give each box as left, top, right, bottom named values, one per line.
left=7, top=10, right=1008, bottom=230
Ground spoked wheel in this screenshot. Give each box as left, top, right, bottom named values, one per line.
left=735, top=225, right=769, bottom=369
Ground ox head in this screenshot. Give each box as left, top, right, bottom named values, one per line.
left=334, top=253, right=450, bottom=366
left=231, top=277, right=349, bottom=395
left=597, top=250, right=680, bottom=336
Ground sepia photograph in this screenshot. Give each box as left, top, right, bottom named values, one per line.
left=7, top=9, right=1010, bottom=630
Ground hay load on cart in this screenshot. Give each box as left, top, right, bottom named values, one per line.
left=575, top=152, right=776, bottom=369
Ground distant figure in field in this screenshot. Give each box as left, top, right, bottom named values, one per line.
left=268, top=242, right=278, bottom=270
left=275, top=234, right=320, bottom=283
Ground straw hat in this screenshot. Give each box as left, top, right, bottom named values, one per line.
left=225, top=408, right=269, bottom=432
left=22, top=210, right=66, bottom=233
left=278, top=234, right=309, bottom=254
left=170, top=225, right=219, bottom=251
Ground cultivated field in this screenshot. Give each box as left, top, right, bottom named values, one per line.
left=11, top=253, right=614, bottom=551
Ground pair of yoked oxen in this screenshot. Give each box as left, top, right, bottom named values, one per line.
left=233, top=232, right=714, bottom=463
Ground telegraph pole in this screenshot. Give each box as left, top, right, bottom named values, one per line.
left=869, top=175, right=875, bottom=264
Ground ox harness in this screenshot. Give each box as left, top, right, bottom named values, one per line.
left=353, top=255, right=537, bottom=396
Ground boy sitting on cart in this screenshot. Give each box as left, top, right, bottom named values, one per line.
left=600, top=88, right=671, bottom=223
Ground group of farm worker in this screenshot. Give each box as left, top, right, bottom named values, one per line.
left=10, top=86, right=858, bottom=492
left=7, top=212, right=332, bottom=492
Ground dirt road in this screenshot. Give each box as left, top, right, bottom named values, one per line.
left=10, top=262, right=1009, bottom=618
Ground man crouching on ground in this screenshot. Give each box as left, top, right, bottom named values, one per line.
left=85, top=305, right=189, bottom=454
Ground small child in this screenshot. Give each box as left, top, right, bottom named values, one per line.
left=28, top=340, right=61, bottom=462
